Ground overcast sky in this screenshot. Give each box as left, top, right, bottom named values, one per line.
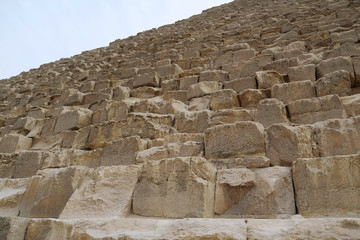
left=0, top=0, right=232, bottom=80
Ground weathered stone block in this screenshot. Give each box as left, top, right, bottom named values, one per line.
left=205, top=121, right=265, bottom=158
left=210, top=89, right=239, bottom=110
left=227, top=60, right=261, bottom=79
left=331, top=29, right=359, bottom=44
left=136, top=146, right=169, bottom=163
left=164, top=90, right=187, bottom=102
left=223, top=77, right=257, bottom=93
left=101, top=136, right=145, bottom=166
left=256, top=70, right=285, bottom=89
left=266, top=124, right=314, bottom=166
left=157, top=64, right=183, bottom=78
left=342, top=94, right=360, bottom=117
left=60, top=165, right=141, bottom=219
left=288, top=64, right=316, bottom=82
left=233, top=48, right=256, bottom=62
left=179, top=75, right=199, bottom=90
left=174, top=110, right=212, bottom=133
left=263, top=58, right=290, bottom=75
left=0, top=178, right=31, bottom=216
left=239, top=89, right=267, bottom=108
left=317, top=56, right=355, bottom=86
left=53, top=108, right=92, bottom=134
left=25, top=219, right=73, bottom=240
left=189, top=96, right=211, bottom=111
left=59, top=88, right=84, bottom=106
left=112, top=86, right=130, bottom=101
left=255, top=98, right=288, bottom=128
left=13, top=151, right=49, bottom=178
left=315, top=70, right=352, bottom=97
left=133, top=72, right=160, bottom=88
left=0, top=134, right=32, bottom=153
left=12, top=117, right=37, bottom=133
left=271, top=80, right=316, bottom=104
left=0, top=217, right=30, bottom=240
left=130, top=86, right=161, bottom=99
left=186, top=81, right=222, bottom=100
left=199, top=70, right=228, bottom=83
left=210, top=109, right=253, bottom=127
left=288, top=95, right=346, bottom=124
left=293, top=155, right=360, bottom=217
left=119, top=67, right=138, bottom=79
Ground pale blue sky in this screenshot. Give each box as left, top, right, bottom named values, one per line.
left=0, top=0, right=232, bottom=80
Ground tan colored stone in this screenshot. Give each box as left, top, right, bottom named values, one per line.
left=199, top=70, right=228, bottom=83
left=271, top=80, right=316, bottom=104
left=60, top=165, right=141, bottom=219
left=233, top=48, right=256, bottom=62
left=315, top=70, right=352, bottom=97
left=288, top=95, right=346, bottom=124
left=223, top=77, right=257, bottom=93
left=210, top=109, right=253, bottom=127
left=59, top=88, right=84, bottom=106
left=331, top=29, right=359, bottom=44
left=255, top=98, right=288, bottom=128
left=25, top=219, right=73, bottom=240
left=179, top=75, right=199, bottom=90
left=53, top=108, right=92, bottom=134
left=341, top=94, right=360, bottom=117
left=133, top=157, right=216, bottom=218
left=317, top=56, right=355, bottom=86
left=205, top=121, right=265, bottom=159
left=256, top=70, right=285, bottom=89
left=210, top=156, right=270, bottom=169
left=136, top=146, right=169, bottom=163
left=167, top=141, right=204, bottom=158
left=0, top=134, right=32, bottom=153
left=174, top=110, right=211, bottom=133
left=288, top=64, right=316, bottom=82
left=263, top=58, right=290, bottom=75
left=112, top=86, right=130, bottom=101
left=210, top=89, right=239, bottom=110
left=186, top=81, right=222, bottom=100
left=189, top=95, right=211, bottom=111
left=130, top=86, right=161, bottom=99
left=0, top=217, right=31, bottom=240
left=0, top=178, right=31, bottom=216
left=133, top=72, right=160, bottom=88
left=293, top=154, right=360, bottom=217
left=239, top=89, right=268, bottom=108
left=266, top=124, right=315, bottom=166
left=227, top=60, right=261, bottom=79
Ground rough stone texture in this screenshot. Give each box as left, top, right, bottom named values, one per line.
left=53, top=108, right=92, bottom=134
left=317, top=56, right=355, bottom=86
left=205, top=121, right=265, bottom=158
left=133, top=157, right=216, bottom=218
left=255, top=98, right=288, bottom=128
left=210, top=89, right=239, bottom=110
left=293, top=155, right=360, bottom=217
left=315, top=70, right=352, bottom=97
left=256, top=70, right=285, bottom=89
left=186, top=81, right=222, bottom=100
left=0, top=134, right=32, bottom=153
left=133, top=72, right=160, bottom=88
left=271, top=80, right=316, bottom=104
left=174, top=110, right=211, bottom=133
left=0, top=217, right=31, bottom=240
left=239, top=89, right=268, bottom=108
left=288, top=64, right=316, bottom=82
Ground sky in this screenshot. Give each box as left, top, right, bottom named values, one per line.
left=0, top=0, right=232, bottom=80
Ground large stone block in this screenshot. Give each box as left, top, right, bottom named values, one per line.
left=13, top=151, right=49, bottom=178
left=53, top=108, right=92, bottom=134
left=223, top=77, right=257, bottom=93
left=210, top=109, right=253, bottom=127
left=0, top=134, right=32, bottom=153
left=0, top=217, right=31, bottom=240
left=25, top=219, right=73, bottom=240
left=205, top=121, right=265, bottom=158
left=60, top=165, right=141, bottom=219
left=293, top=154, right=360, bottom=217
left=288, top=95, right=346, bottom=124
left=18, top=167, right=87, bottom=218
left=186, top=81, right=222, bottom=100
left=133, top=157, right=216, bottom=218
left=199, top=70, right=228, bottom=83
left=256, top=70, right=285, bottom=89
left=174, top=110, right=212, bottom=133
left=317, top=56, right=355, bottom=86
left=288, top=64, right=316, bottom=82
left=133, top=72, right=160, bottom=88
left=315, top=70, right=352, bottom=97
left=239, top=89, right=268, bottom=108
left=255, top=98, right=288, bottom=128
left=221, top=167, right=295, bottom=218
left=271, top=80, right=316, bottom=104
left=266, top=124, right=315, bottom=166
left=313, top=116, right=360, bottom=157
left=210, top=89, right=239, bottom=110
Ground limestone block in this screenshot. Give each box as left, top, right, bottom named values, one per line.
left=174, top=110, right=212, bottom=133
left=323, top=42, right=360, bottom=60
left=255, top=98, right=288, bottom=128
left=313, top=117, right=360, bottom=157
left=107, top=101, right=128, bottom=122
left=27, top=108, right=46, bottom=119
left=215, top=168, right=255, bottom=214
left=288, top=95, right=346, bottom=124
left=297, top=53, right=322, bottom=65
left=13, top=151, right=49, bottom=178
left=271, top=80, right=316, bottom=104
left=210, top=156, right=270, bottom=169
left=59, top=88, right=84, bottom=106
left=189, top=96, right=211, bottom=111
left=25, top=219, right=73, bottom=240
left=0, top=153, right=15, bottom=178
left=263, top=58, right=290, bottom=75
left=53, top=108, right=92, bottom=134
left=247, top=219, right=360, bottom=240
left=179, top=75, right=199, bottom=90
left=210, top=89, right=239, bottom=110
left=60, top=165, right=141, bottom=219
left=223, top=77, right=257, bottom=93
left=94, top=80, right=111, bottom=92
left=239, top=89, right=268, bottom=108
left=101, top=136, right=145, bottom=166
left=167, top=141, right=204, bottom=158
left=119, top=67, right=138, bottom=79
left=79, top=81, right=95, bottom=93
left=256, top=70, right=285, bottom=89
left=227, top=60, right=261, bottom=79
left=19, top=167, right=87, bottom=218
left=341, top=94, right=360, bottom=117
left=266, top=124, right=315, bottom=166
left=210, top=109, right=253, bottom=127
left=112, top=86, right=130, bottom=101
left=136, top=146, right=169, bottom=163
left=288, top=64, right=316, bottom=82
left=186, top=81, right=222, bottom=100
left=42, top=149, right=101, bottom=169
left=205, top=121, right=265, bottom=159
left=315, top=70, right=352, bottom=97
left=156, top=59, right=171, bottom=67
left=0, top=217, right=31, bottom=240
left=222, top=167, right=295, bottom=218
left=164, top=90, right=187, bottom=102
left=161, top=79, right=179, bottom=93
left=83, top=92, right=111, bottom=105
left=199, top=70, right=228, bottom=83
left=87, top=122, right=123, bottom=149
left=0, top=134, right=32, bottom=153
left=130, top=86, right=161, bottom=99
left=352, top=56, right=360, bottom=87
left=331, top=29, right=359, bottom=44
left=0, top=178, right=31, bottom=216
left=133, top=72, right=159, bottom=88
left=156, top=64, right=183, bottom=78
left=317, top=56, right=355, bottom=86
left=133, top=157, right=216, bottom=218
left=12, top=117, right=37, bottom=133
left=233, top=48, right=255, bottom=62
left=162, top=99, right=188, bottom=114
left=293, top=155, right=360, bottom=217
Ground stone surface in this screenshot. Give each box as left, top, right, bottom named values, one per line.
left=255, top=98, right=288, bottom=128
left=315, top=70, right=352, bottom=97
left=293, top=154, right=360, bottom=217
left=186, top=81, right=222, bottom=100
left=210, top=89, right=239, bottom=110
left=317, top=56, right=355, bottom=86
left=0, top=134, right=32, bottom=153
left=271, top=80, right=316, bottom=104
left=239, top=89, right=268, bottom=108
left=256, top=70, right=284, bottom=89
left=133, top=157, right=216, bottom=218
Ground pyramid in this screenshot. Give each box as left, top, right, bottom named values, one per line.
left=1, top=0, right=360, bottom=239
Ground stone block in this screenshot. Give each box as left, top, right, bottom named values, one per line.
left=136, top=147, right=169, bottom=163
left=166, top=141, right=204, bottom=158
left=13, top=151, right=49, bottom=178
left=271, top=80, right=316, bottom=104
left=60, top=165, right=141, bottom=219
left=233, top=48, right=256, bottom=62
left=59, top=88, right=84, bottom=106
left=221, top=167, right=295, bottom=218
left=199, top=70, right=228, bottom=83
left=164, top=90, right=187, bottom=102
left=263, top=58, right=290, bottom=75
left=0, top=217, right=31, bottom=240
left=317, top=56, right=355, bottom=86
left=83, top=93, right=111, bottom=105
left=112, top=86, right=130, bottom=101
left=315, top=70, right=352, bottom=97
left=12, top=117, right=37, bottom=133
left=79, top=81, right=95, bottom=93
left=227, top=60, right=261, bottom=79
left=42, top=149, right=101, bottom=169
left=239, top=89, right=268, bottom=108
left=186, top=81, right=222, bottom=100
left=189, top=96, right=211, bottom=111
left=341, top=94, right=360, bottom=117
left=205, top=121, right=265, bottom=158
left=209, top=156, right=270, bottom=169
left=25, top=219, right=73, bottom=240
left=0, top=134, right=32, bottom=153
left=352, top=56, right=360, bottom=87
left=210, top=89, right=239, bottom=110
left=132, top=157, right=216, bottom=218
left=101, top=136, right=145, bottom=166
left=255, top=98, right=288, bottom=128
left=156, top=64, right=183, bottom=78
left=313, top=116, right=360, bottom=157
left=53, top=108, right=92, bottom=134
left=331, top=29, right=359, bottom=44
left=174, top=110, right=212, bottom=133
left=256, top=70, right=285, bottom=89
left=0, top=178, right=31, bottom=216
left=94, top=80, right=111, bottom=92
left=215, top=168, right=255, bottom=214
left=179, top=75, right=199, bottom=90
left=133, top=72, right=160, bottom=88
left=288, top=64, right=316, bottom=82
left=130, top=86, right=161, bottom=99
left=119, top=67, right=138, bottom=79
left=161, top=79, right=179, bottom=93
left=288, top=95, right=346, bottom=124
left=293, top=155, right=360, bottom=217
left=266, top=124, right=315, bottom=166
left=19, top=167, right=87, bottom=218
left=210, top=109, right=253, bottom=127
left=223, top=77, right=257, bottom=93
